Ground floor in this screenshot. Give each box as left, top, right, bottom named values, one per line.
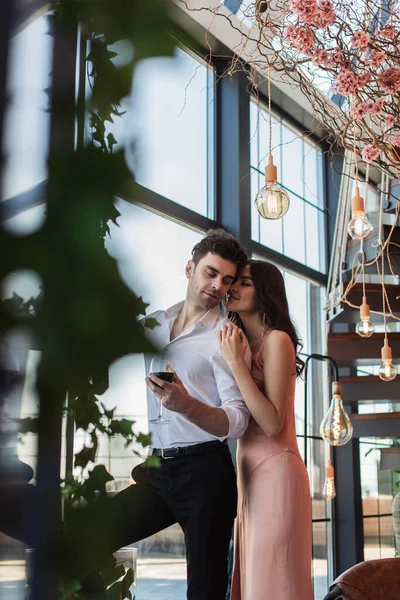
left=0, top=554, right=329, bottom=600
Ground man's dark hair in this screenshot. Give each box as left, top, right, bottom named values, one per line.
left=191, top=228, right=247, bottom=273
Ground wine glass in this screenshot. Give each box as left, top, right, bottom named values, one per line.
left=149, top=349, right=174, bottom=425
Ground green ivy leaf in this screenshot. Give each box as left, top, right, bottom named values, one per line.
left=100, top=402, right=116, bottom=421
left=109, top=419, right=135, bottom=438
left=18, top=417, right=39, bottom=435
left=73, top=395, right=102, bottom=431
left=107, top=133, right=117, bottom=153
left=136, top=432, right=152, bottom=447
left=143, top=317, right=159, bottom=330
left=144, top=454, right=160, bottom=468
left=74, top=432, right=99, bottom=469
left=135, top=296, right=149, bottom=316
left=84, top=464, right=114, bottom=500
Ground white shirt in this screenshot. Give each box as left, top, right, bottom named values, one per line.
left=143, top=301, right=250, bottom=449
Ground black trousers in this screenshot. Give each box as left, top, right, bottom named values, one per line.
left=91, top=449, right=237, bottom=600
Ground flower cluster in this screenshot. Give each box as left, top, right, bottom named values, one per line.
left=378, top=67, right=400, bottom=94
left=377, top=25, right=396, bottom=39
left=366, top=50, right=387, bottom=68
left=351, top=31, right=370, bottom=51
left=284, top=24, right=315, bottom=52
left=335, top=69, right=359, bottom=95
left=361, top=145, right=379, bottom=163
left=291, top=0, right=336, bottom=28
left=352, top=99, right=385, bottom=120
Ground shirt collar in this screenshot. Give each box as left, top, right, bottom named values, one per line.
left=165, top=301, right=223, bottom=330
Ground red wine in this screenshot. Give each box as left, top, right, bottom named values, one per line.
left=151, top=371, right=174, bottom=383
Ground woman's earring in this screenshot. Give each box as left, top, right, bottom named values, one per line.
left=262, top=313, right=266, bottom=337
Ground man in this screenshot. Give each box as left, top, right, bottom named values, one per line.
left=102, top=229, right=250, bottom=600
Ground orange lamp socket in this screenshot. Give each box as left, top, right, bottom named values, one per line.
left=265, top=155, right=278, bottom=184
left=360, top=296, right=371, bottom=320
left=325, top=459, right=334, bottom=479
left=381, top=337, right=393, bottom=363
left=351, top=186, right=365, bottom=216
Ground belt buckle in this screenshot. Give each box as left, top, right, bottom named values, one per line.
left=161, top=448, right=174, bottom=459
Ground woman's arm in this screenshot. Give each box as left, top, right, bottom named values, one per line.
left=219, top=326, right=295, bottom=437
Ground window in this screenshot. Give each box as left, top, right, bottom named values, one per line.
left=109, top=46, right=215, bottom=218
left=360, top=437, right=397, bottom=560
left=1, top=14, right=51, bottom=235
left=250, top=100, right=326, bottom=273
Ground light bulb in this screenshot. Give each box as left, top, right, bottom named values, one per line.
left=323, top=460, right=336, bottom=500
left=347, top=186, right=372, bottom=239
left=320, top=382, right=353, bottom=446
left=356, top=296, right=374, bottom=338
left=356, top=319, right=374, bottom=337
left=378, top=338, right=397, bottom=382
left=255, top=155, right=290, bottom=220
left=378, top=362, right=397, bottom=381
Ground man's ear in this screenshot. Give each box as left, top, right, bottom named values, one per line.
left=186, top=260, right=195, bottom=279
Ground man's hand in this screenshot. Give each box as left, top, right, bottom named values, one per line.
left=145, top=373, right=193, bottom=413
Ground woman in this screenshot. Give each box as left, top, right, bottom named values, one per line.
left=219, top=260, right=313, bottom=600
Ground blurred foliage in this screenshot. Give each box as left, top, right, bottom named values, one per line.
left=0, top=0, right=173, bottom=597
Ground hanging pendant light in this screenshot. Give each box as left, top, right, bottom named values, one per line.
left=320, top=382, right=353, bottom=446
left=255, top=155, right=290, bottom=219
left=356, top=295, right=375, bottom=338
left=254, top=63, right=290, bottom=221
left=378, top=337, right=397, bottom=381
left=322, top=458, right=336, bottom=500
left=347, top=186, right=373, bottom=239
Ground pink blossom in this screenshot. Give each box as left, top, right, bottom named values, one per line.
left=358, top=72, right=372, bottom=87
left=292, top=0, right=318, bottom=23
left=377, top=25, right=396, bottom=39
left=378, top=67, right=400, bottom=94
left=311, top=49, right=334, bottom=67
left=314, top=3, right=336, bottom=27
left=352, top=103, right=368, bottom=119
left=284, top=24, right=298, bottom=42
left=385, top=115, right=396, bottom=128
left=351, top=31, right=371, bottom=51
left=284, top=24, right=315, bottom=52
left=369, top=98, right=384, bottom=116
left=335, top=69, right=359, bottom=95
left=332, top=47, right=344, bottom=63
left=366, top=50, right=387, bottom=68
left=361, top=145, right=379, bottom=163
left=392, top=134, right=400, bottom=147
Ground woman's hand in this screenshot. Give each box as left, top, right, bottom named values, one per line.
left=218, top=323, right=248, bottom=368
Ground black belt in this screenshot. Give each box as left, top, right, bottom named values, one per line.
left=152, top=440, right=229, bottom=459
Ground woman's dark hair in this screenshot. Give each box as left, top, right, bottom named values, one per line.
left=229, top=259, right=305, bottom=376
left=191, top=229, right=247, bottom=274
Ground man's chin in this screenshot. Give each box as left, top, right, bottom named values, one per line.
left=201, top=293, right=221, bottom=309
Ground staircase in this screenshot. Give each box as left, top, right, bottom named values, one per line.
left=326, top=156, right=400, bottom=441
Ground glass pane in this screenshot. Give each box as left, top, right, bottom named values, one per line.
left=305, top=204, right=320, bottom=271
left=283, top=192, right=305, bottom=263
left=364, top=516, right=380, bottom=560
left=309, top=438, right=328, bottom=521
left=303, top=144, right=320, bottom=208
left=111, top=47, right=214, bottom=218
left=94, top=202, right=204, bottom=489
left=2, top=14, right=51, bottom=235
left=379, top=516, right=396, bottom=558
left=312, top=522, right=329, bottom=600
left=259, top=214, right=283, bottom=254
left=250, top=167, right=261, bottom=241
left=281, top=124, right=303, bottom=198
left=295, top=377, right=306, bottom=437
left=284, top=272, right=308, bottom=354
left=360, top=440, right=380, bottom=515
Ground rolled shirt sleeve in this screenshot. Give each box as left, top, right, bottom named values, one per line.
left=211, top=349, right=250, bottom=440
